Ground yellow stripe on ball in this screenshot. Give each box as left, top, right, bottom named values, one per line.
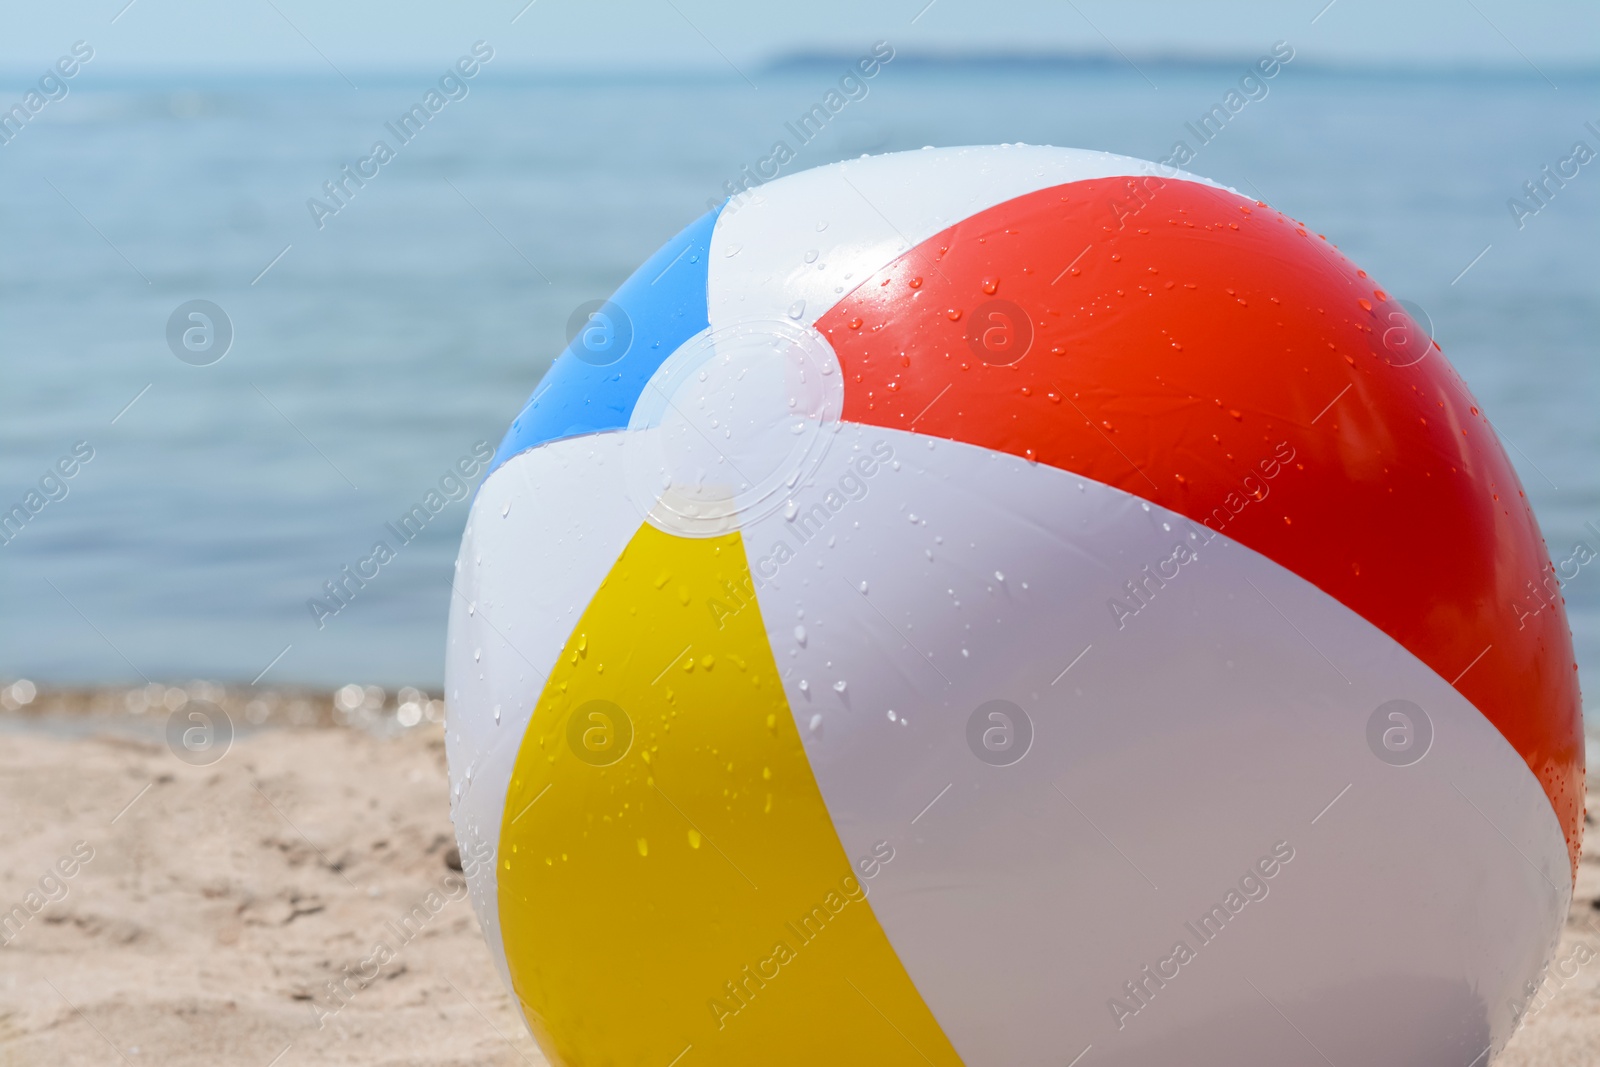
left=498, top=522, right=962, bottom=1065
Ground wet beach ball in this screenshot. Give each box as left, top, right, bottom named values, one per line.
left=446, top=146, right=1582, bottom=1066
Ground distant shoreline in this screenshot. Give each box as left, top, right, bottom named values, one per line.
left=762, top=51, right=1600, bottom=80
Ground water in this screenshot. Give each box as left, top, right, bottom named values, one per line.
left=2, top=62, right=1597, bottom=694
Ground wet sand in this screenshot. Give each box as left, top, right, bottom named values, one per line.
left=0, top=688, right=1595, bottom=1065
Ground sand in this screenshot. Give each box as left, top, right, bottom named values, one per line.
left=0, top=691, right=542, bottom=1067
left=0, top=690, right=1596, bottom=1065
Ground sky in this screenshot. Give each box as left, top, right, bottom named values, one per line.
left=0, top=0, right=1597, bottom=76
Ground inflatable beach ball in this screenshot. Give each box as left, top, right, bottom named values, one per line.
left=446, top=146, right=1581, bottom=1066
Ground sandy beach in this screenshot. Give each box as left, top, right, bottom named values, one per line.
left=1, top=686, right=1596, bottom=1066
left=0, top=686, right=541, bottom=1067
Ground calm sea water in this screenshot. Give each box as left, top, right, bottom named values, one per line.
left=2, top=62, right=1597, bottom=696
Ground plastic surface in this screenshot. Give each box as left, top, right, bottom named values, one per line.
left=446, top=146, right=1582, bottom=1067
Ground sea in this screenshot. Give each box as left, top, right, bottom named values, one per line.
left=2, top=57, right=1598, bottom=700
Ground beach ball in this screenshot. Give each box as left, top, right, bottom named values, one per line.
left=446, top=146, right=1582, bottom=1066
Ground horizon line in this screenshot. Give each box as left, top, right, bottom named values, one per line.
left=0, top=49, right=1595, bottom=82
